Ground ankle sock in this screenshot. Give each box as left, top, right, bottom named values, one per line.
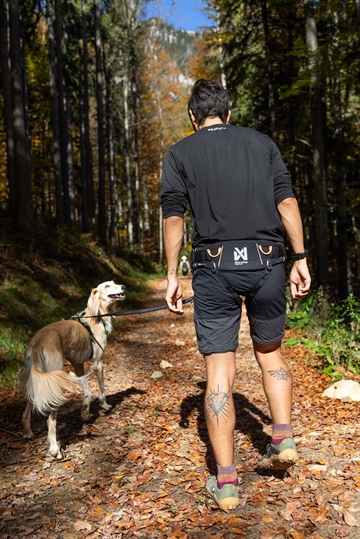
left=217, top=463, right=238, bottom=489
left=272, top=424, right=293, bottom=444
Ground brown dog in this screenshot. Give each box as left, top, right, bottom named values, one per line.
left=19, top=281, right=126, bottom=459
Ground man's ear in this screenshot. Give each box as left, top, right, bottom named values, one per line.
left=189, top=109, right=199, bottom=131
left=226, top=110, right=231, bottom=123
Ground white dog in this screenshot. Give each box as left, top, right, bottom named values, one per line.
left=19, top=281, right=125, bottom=459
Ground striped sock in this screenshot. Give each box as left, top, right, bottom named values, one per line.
left=272, top=424, right=293, bottom=444
left=217, top=463, right=238, bottom=489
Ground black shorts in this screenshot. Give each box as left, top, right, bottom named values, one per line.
left=192, top=263, right=286, bottom=355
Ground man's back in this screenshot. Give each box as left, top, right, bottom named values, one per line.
left=161, top=124, right=294, bottom=247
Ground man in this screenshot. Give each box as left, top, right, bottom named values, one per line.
left=161, top=79, right=311, bottom=510
left=180, top=255, right=190, bottom=276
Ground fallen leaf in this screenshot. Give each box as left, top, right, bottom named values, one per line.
left=261, top=514, right=274, bottom=523
left=343, top=510, right=359, bottom=527
left=74, top=520, right=92, bottom=531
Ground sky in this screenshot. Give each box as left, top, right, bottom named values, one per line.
left=145, top=0, right=213, bottom=32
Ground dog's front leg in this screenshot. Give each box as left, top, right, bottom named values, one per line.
left=47, top=409, right=64, bottom=459
left=93, top=359, right=111, bottom=412
left=22, top=401, right=34, bottom=439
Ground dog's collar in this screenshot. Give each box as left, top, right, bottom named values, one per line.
left=70, top=311, right=105, bottom=354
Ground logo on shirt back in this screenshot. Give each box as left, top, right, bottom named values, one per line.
left=234, top=247, right=248, bottom=265
left=207, top=127, right=226, bottom=131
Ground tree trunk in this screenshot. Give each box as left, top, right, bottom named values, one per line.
left=356, top=0, right=360, bottom=40
left=304, top=0, right=329, bottom=287
left=54, top=0, right=70, bottom=223
left=141, top=161, right=150, bottom=241
left=131, top=46, right=141, bottom=249
left=260, top=0, right=277, bottom=140
left=105, top=58, right=118, bottom=249
left=124, top=72, right=133, bottom=251
left=66, top=91, right=75, bottom=223
left=47, top=0, right=63, bottom=222
left=9, top=0, right=33, bottom=231
left=215, top=11, right=227, bottom=88
left=0, top=0, right=16, bottom=218
left=79, top=72, right=87, bottom=228
left=332, top=10, right=352, bottom=299
left=82, top=0, right=93, bottom=231
left=94, top=0, right=106, bottom=247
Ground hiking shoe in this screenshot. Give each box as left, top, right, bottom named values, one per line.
left=206, top=475, right=239, bottom=510
left=257, top=437, right=299, bottom=470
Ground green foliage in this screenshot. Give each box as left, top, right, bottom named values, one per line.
left=315, top=295, right=360, bottom=376
left=286, top=293, right=317, bottom=331
left=286, top=292, right=360, bottom=376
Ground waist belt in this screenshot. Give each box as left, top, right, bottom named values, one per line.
left=191, top=241, right=286, bottom=305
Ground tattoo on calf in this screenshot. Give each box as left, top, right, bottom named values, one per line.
left=268, top=367, right=291, bottom=381
left=206, top=385, right=230, bottom=425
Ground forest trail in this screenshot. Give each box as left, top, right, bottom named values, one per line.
left=1, top=276, right=360, bottom=539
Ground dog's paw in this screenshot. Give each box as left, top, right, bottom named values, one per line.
left=100, top=403, right=112, bottom=412
left=49, top=447, right=64, bottom=460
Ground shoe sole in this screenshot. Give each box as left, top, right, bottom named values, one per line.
left=206, top=487, right=239, bottom=510
left=259, top=448, right=299, bottom=470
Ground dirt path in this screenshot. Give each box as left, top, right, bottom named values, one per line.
left=1, top=276, right=360, bottom=538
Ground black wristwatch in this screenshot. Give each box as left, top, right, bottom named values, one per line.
left=291, top=250, right=308, bottom=261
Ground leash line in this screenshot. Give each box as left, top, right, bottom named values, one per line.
left=83, top=295, right=194, bottom=319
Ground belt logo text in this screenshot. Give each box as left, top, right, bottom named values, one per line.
left=234, top=247, right=248, bottom=265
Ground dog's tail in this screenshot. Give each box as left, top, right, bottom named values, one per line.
left=19, top=351, right=85, bottom=415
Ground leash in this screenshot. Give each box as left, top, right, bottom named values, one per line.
left=82, top=295, right=194, bottom=319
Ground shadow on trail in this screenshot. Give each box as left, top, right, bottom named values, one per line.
left=179, top=381, right=272, bottom=474
left=0, top=387, right=145, bottom=468
left=59, top=387, right=146, bottom=452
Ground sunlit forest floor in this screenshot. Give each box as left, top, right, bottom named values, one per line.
left=1, top=276, right=360, bottom=538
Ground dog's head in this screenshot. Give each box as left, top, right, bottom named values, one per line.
left=87, top=281, right=126, bottom=315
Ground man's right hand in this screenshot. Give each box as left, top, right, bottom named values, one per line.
left=290, top=260, right=311, bottom=300
left=165, top=276, right=184, bottom=314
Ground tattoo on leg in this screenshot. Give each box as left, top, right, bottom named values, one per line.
left=268, top=367, right=291, bottom=381
left=206, top=385, right=230, bottom=425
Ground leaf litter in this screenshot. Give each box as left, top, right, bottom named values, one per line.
left=1, top=277, right=360, bottom=538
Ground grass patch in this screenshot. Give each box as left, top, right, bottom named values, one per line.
left=285, top=289, right=360, bottom=377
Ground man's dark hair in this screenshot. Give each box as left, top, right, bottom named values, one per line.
left=188, top=79, right=230, bottom=126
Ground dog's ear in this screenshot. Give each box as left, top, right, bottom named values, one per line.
left=87, top=288, right=101, bottom=315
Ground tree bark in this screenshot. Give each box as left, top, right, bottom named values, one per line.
left=66, top=91, right=76, bottom=223
left=82, top=0, right=93, bottom=231
left=123, top=72, right=134, bottom=251
left=141, top=160, right=150, bottom=243
left=304, top=0, right=329, bottom=286
left=260, top=0, right=277, bottom=140
left=130, top=44, right=141, bottom=249
left=0, top=0, right=16, bottom=218
left=105, top=57, right=118, bottom=249
left=47, top=0, right=63, bottom=222
left=54, top=0, right=71, bottom=223
left=94, top=0, right=106, bottom=247
left=9, top=0, right=33, bottom=231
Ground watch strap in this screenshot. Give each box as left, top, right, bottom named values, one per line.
left=291, top=249, right=308, bottom=261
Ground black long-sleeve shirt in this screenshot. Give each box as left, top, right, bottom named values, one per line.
left=161, top=123, right=295, bottom=248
